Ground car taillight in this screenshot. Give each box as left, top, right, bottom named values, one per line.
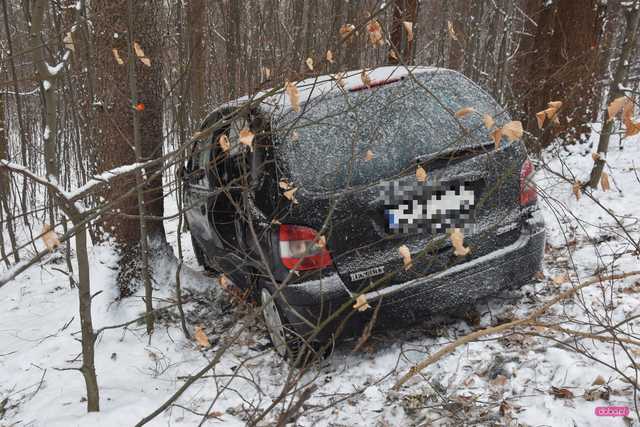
left=279, top=225, right=333, bottom=271
left=520, top=159, right=537, bottom=206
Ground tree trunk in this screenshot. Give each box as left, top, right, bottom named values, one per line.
left=188, top=0, right=207, bottom=125
left=514, top=0, right=601, bottom=150
left=587, top=3, right=640, bottom=188
left=93, top=0, right=166, bottom=295
left=388, top=0, right=418, bottom=65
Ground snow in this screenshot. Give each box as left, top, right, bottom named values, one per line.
left=42, top=80, right=51, bottom=91
left=1, top=129, right=640, bottom=426
left=46, top=61, right=65, bottom=76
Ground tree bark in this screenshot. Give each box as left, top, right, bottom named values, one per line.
left=587, top=3, right=640, bottom=188
left=93, top=0, right=166, bottom=294
left=388, top=0, right=418, bottom=65
left=514, top=0, right=602, bottom=150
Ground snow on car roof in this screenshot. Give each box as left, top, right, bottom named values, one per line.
left=211, top=65, right=441, bottom=118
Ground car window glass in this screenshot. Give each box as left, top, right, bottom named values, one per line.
left=272, top=70, right=507, bottom=193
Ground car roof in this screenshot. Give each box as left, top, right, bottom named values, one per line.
left=202, top=66, right=445, bottom=125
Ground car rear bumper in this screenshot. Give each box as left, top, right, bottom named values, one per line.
left=267, top=211, right=545, bottom=342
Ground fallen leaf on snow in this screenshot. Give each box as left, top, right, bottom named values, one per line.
left=194, top=325, right=211, bottom=348
left=550, top=386, right=574, bottom=399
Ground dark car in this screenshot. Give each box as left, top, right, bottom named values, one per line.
left=183, top=66, right=545, bottom=362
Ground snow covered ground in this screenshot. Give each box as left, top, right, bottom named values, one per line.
left=1, top=129, right=639, bottom=426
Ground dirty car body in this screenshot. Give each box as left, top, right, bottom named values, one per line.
left=183, top=66, right=545, bottom=356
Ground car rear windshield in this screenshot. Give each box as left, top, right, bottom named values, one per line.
left=272, top=69, right=508, bottom=193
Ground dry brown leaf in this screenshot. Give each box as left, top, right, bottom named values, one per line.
left=364, top=149, right=374, bottom=161
left=334, top=72, right=346, bottom=88
left=238, top=128, right=254, bottom=151
left=548, top=100, right=563, bottom=110
left=534, top=271, right=546, bottom=281
left=207, top=411, right=224, bottom=419
left=398, top=245, right=412, bottom=270
left=447, top=20, right=458, bottom=40
left=536, top=110, right=546, bottom=129
left=491, top=374, right=508, bottom=386
left=326, top=50, right=334, bottom=63
left=402, top=21, right=414, bottom=41
left=450, top=228, right=470, bottom=256
left=360, top=70, right=372, bottom=87
left=502, top=120, right=523, bottom=142
left=622, top=97, right=635, bottom=124
left=491, top=127, right=502, bottom=149
left=42, top=224, right=60, bottom=252
left=416, top=165, right=427, bottom=182
left=607, top=96, right=627, bottom=121
left=572, top=181, right=581, bottom=200
left=550, top=386, right=574, bottom=399
left=353, top=294, right=371, bottom=312
left=544, top=107, right=558, bottom=120
left=194, top=325, right=211, bottom=348
left=63, top=32, right=75, bottom=52
left=388, top=49, right=398, bottom=61
left=482, top=114, right=495, bottom=130
left=367, top=19, right=384, bottom=47
left=317, top=235, right=327, bottom=248
left=592, top=375, right=606, bottom=386
left=600, top=171, right=610, bottom=191
left=284, top=81, right=300, bottom=112
left=279, top=179, right=293, bottom=190
left=455, top=107, right=475, bottom=118
left=552, top=273, right=568, bottom=285
left=133, top=41, right=151, bottom=67
left=218, top=134, right=230, bottom=152
left=340, top=23, right=355, bottom=41
left=591, top=152, right=601, bottom=161
left=112, top=48, right=124, bottom=65
left=626, top=121, right=640, bottom=137
left=283, top=187, right=298, bottom=204
left=218, top=274, right=231, bottom=290
left=305, top=57, right=314, bottom=71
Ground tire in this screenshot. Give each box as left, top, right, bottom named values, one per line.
left=260, top=286, right=324, bottom=366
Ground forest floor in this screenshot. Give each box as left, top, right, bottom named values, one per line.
left=2, top=128, right=640, bottom=426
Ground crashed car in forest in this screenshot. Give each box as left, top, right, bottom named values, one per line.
left=182, top=66, right=545, bottom=362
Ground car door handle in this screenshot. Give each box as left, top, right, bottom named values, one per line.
left=200, top=205, right=206, bottom=215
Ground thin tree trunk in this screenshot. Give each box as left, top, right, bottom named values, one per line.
left=587, top=4, right=640, bottom=188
